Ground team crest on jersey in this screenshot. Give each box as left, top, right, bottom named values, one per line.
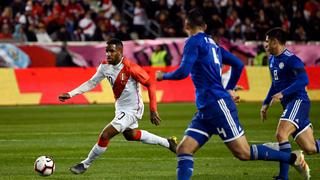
left=120, top=73, right=128, bottom=85
left=279, top=62, right=284, bottom=69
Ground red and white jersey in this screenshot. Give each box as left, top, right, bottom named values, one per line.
left=69, top=57, right=157, bottom=119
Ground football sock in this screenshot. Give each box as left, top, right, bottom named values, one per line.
left=81, top=144, right=107, bottom=168
left=140, top=130, right=169, bottom=148
left=278, top=141, right=291, bottom=180
left=316, top=139, right=320, bottom=153
left=177, top=154, right=193, bottom=180
left=250, top=144, right=293, bottom=163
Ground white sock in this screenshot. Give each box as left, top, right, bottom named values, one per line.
left=140, top=130, right=169, bottom=148
left=81, top=144, right=107, bottom=168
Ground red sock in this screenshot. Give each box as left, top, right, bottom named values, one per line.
left=97, top=136, right=109, bottom=147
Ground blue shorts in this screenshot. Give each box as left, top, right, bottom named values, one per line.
left=280, top=99, right=312, bottom=140
left=185, top=98, right=244, bottom=146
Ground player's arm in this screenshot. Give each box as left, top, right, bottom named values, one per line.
left=58, top=65, right=105, bottom=102
left=220, top=47, right=244, bottom=90
left=131, top=64, right=161, bottom=126
left=281, top=57, right=309, bottom=97
left=260, top=84, right=276, bottom=121
left=157, top=38, right=198, bottom=81
left=220, top=47, right=244, bottom=103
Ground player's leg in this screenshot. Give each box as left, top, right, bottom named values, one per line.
left=295, top=127, right=319, bottom=155
left=176, top=135, right=200, bottom=180
left=292, top=100, right=320, bottom=155
left=218, top=98, right=309, bottom=179
left=226, top=134, right=311, bottom=180
left=70, top=123, right=119, bottom=174
left=123, top=129, right=177, bottom=153
left=274, top=121, right=296, bottom=180
left=177, top=112, right=211, bottom=180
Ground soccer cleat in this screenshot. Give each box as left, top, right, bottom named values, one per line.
left=167, top=136, right=178, bottom=153
left=292, top=150, right=311, bottom=180
left=70, top=163, right=87, bottom=174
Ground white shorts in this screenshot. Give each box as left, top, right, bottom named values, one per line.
left=110, top=111, right=139, bottom=133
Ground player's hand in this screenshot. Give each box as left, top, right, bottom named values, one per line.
left=271, top=92, right=283, bottom=102
left=156, top=71, right=164, bottom=81
left=260, top=104, right=269, bottom=122
left=150, top=111, right=161, bottom=126
left=58, top=93, right=71, bottom=102
left=227, top=90, right=240, bottom=104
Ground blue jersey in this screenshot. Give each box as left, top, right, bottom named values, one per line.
left=263, top=49, right=309, bottom=106
left=163, top=32, right=244, bottom=111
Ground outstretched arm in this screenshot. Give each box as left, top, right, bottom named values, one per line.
left=58, top=65, right=104, bottom=102
left=157, top=38, right=198, bottom=81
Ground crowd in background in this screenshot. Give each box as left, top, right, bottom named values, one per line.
left=0, top=0, right=319, bottom=43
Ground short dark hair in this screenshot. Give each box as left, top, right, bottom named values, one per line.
left=265, top=27, right=287, bottom=45
left=106, top=38, right=123, bottom=49
left=186, top=8, right=206, bottom=29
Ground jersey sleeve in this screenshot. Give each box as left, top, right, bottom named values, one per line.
left=281, top=56, right=309, bottom=96
left=263, top=83, right=276, bottom=105
left=220, top=47, right=244, bottom=90
left=163, top=38, right=198, bottom=80
left=68, top=64, right=105, bottom=97
left=130, top=63, right=157, bottom=112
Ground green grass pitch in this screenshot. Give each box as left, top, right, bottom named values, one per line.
left=0, top=102, right=319, bottom=180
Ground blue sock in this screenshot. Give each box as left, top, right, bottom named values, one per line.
left=316, top=139, right=320, bottom=153
left=278, top=141, right=291, bottom=180
left=177, top=154, right=193, bottom=180
left=250, top=144, right=291, bottom=163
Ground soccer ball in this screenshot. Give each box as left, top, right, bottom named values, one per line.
left=34, top=156, right=55, bottom=176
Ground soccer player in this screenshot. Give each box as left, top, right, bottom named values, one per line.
left=261, top=27, right=318, bottom=180
left=156, top=9, right=310, bottom=180
left=58, top=38, right=177, bottom=174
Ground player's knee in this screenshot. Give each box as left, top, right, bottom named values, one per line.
left=233, top=150, right=250, bottom=161
left=123, top=130, right=141, bottom=141
left=276, top=132, right=289, bottom=142
left=177, top=143, right=193, bottom=154
left=303, top=146, right=317, bottom=155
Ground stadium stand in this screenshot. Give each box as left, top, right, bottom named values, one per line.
left=0, top=0, right=319, bottom=42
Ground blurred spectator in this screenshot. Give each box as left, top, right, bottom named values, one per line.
left=99, top=0, right=117, bottom=19
left=293, top=25, right=307, bottom=41
left=35, top=22, right=52, bottom=43
left=0, top=24, right=13, bottom=41
left=0, top=0, right=319, bottom=42
left=241, top=17, right=255, bottom=40
left=110, top=11, right=121, bottom=31
left=115, top=24, right=131, bottom=41
left=79, top=11, right=96, bottom=41
left=150, top=44, right=172, bottom=67
left=56, top=41, right=77, bottom=67
left=253, top=44, right=268, bottom=66
left=132, top=0, right=147, bottom=38
left=13, top=24, right=27, bottom=42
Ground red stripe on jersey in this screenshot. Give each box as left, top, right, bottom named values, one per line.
left=123, top=58, right=157, bottom=112
left=113, top=61, right=131, bottom=99
left=101, top=59, right=108, bottom=64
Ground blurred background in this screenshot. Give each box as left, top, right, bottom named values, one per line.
left=0, top=0, right=319, bottom=105
left=0, top=1, right=319, bottom=179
